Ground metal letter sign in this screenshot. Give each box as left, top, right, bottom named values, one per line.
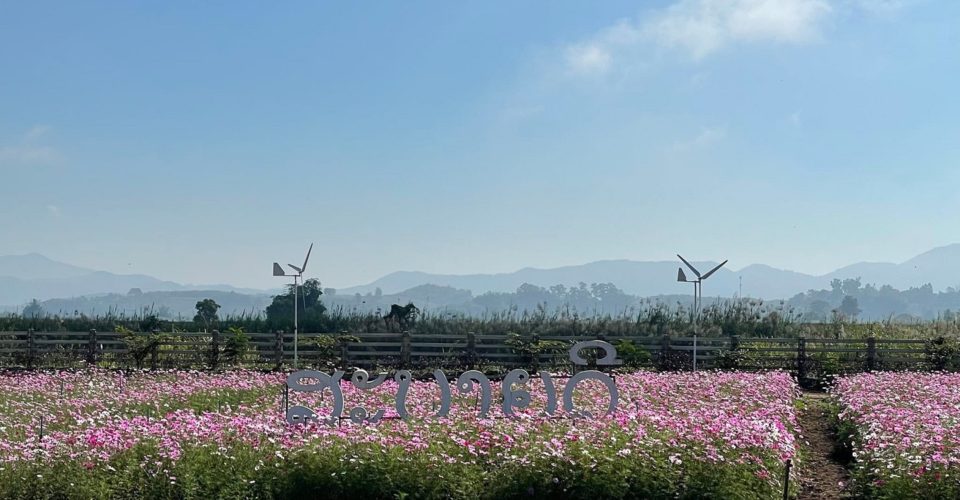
left=285, top=340, right=622, bottom=424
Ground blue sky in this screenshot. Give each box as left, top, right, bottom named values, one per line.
left=2, top=0, right=958, bottom=290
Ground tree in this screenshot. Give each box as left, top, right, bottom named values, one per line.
left=806, top=300, right=831, bottom=322
left=266, top=278, right=326, bottom=329
left=838, top=295, right=861, bottom=319
left=194, top=299, right=221, bottom=330
left=22, top=299, right=44, bottom=319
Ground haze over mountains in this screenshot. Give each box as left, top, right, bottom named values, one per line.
left=3, top=245, right=960, bottom=317
left=339, top=244, right=960, bottom=299
left=0, top=253, right=268, bottom=309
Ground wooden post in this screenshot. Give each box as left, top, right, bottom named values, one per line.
left=401, top=332, right=411, bottom=365
left=340, top=338, right=350, bottom=369
left=797, top=337, right=807, bottom=380
left=532, top=333, right=541, bottom=372
left=87, top=329, right=97, bottom=366
left=466, top=332, right=477, bottom=369
left=210, top=329, right=220, bottom=370
left=150, top=329, right=159, bottom=370
left=27, top=329, right=36, bottom=369
left=730, top=334, right=740, bottom=352
left=660, top=334, right=671, bottom=370
left=866, top=336, right=877, bottom=371
left=274, top=330, right=284, bottom=370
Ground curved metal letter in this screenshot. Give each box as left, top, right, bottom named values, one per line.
left=348, top=406, right=385, bottom=424
left=285, top=370, right=345, bottom=424
left=350, top=369, right=387, bottom=390
left=501, top=369, right=531, bottom=417
left=285, top=405, right=319, bottom=425
left=394, top=370, right=413, bottom=420
left=433, top=369, right=452, bottom=418
left=539, top=371, right=558, bottom=416
left=347, top=369, right=388, bottom=424
left=568, top=340, right=623, bottom=366
left=457, top=370, right=492, bottom=417
left=562, top=370, right=619, bottom=418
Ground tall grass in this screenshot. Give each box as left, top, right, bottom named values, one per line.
left=4, top=297, right=960, bottom=339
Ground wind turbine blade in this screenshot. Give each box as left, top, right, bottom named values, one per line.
left=273, top=263, right=286, bottom=276
left=677, top=268, right=688, bottom=282
left=301, top=243, right=314, bottom=274
left=677, top=254, right=701, bottom=278
left=287, top=264, right=303, bottom=273
left=700, top=260, right=728, bottom=280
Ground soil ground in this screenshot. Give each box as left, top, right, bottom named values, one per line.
left=796, top=391, right=850, bottom=499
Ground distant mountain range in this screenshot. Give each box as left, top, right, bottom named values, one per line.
left=0, top=253, right=267, bottom=308
left=339, top=244, right=960, bottom=299
left=3, top=245, right=960, bottom=317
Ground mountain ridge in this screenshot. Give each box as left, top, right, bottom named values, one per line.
left=3, top=244, right=960, bottom=307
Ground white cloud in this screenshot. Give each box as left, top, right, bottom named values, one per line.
left=565, top=43, right=613, bottom=75
left=647, top=0, right=832, bottom=59
left=24, top=125, right=52, bottom=142
left=789, top=111, right=802, bottom=126
left=0, top=145, right=59, bottom=165
left=0, top=125, right=60, bottom=168
left=672, top=126, right=727, bottom=151
left=561, top=0, right=861, bottom=76
left=46, top=205, right=61, bottom=218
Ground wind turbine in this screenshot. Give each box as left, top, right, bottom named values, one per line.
left=273, top=243, right=314, bottom=369
left=676, top=254, right=728, bottom=324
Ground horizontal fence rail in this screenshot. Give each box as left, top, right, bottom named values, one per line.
left=0, top=330, right=949, bottom=376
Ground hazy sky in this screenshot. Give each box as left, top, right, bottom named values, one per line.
left=2, top=1, right=959, bottom=290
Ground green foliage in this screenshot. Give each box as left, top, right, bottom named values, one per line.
left=116, top=325, right=166, bottom=369
left=265, top=278, right=326, bottom=330
left=221, top=326, right=249, bottom=366
left=614, top=339, right=652, bottom=368
left=926, top=336, right=960, bottom=371
left=308, top=334, right=361, bottom=370
left=0, top=438, right=790, bottom=500
left=504, top=333, right=566, bottom=369
left=715, top=348, right=748, bottom=370
left=838, top=295, right=862, bottom=319
left=194, top=299, right=221, bottom=330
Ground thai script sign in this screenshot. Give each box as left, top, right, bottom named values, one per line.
left=286, top=340, right=623, bottom=425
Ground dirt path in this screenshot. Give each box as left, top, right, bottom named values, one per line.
left=796, top=391, right=850, bottom=499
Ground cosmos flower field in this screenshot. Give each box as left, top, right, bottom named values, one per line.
left=0, top=369, right=799, bottom=499
left=833, top=372, right=960, bottom=498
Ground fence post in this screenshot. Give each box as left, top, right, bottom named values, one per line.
left=465, top=332, right=477, bottom=368
left=782, top=459, right=792, bottom=500
left=866, top=336, right=877, bottom=371
left=693, top=334, right=698, bottom=372
left=797, top=337, right=807, bottom=381
left=150, top=329, right=159, bottom=370
left=27, top=329, right=36, bottom=369
left=210, top=329, right=220, bottom=370
left=274, top=330, right=284, bottom=370
left=659, top=334, right=671, bottom=370
left=340, top=337, right=350, bottom=369
left=87, top=329, right=97, bottom=366
left=401, top=332, right=411, bottom=365
left=532, top=334, right=542, bottom=372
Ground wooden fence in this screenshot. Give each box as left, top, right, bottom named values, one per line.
left=0, top=330, right=947, bottom=378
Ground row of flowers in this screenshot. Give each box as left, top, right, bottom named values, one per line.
left=832, top=371, right=960, bottom=498
left=0, top=369, right=800, bottom=498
